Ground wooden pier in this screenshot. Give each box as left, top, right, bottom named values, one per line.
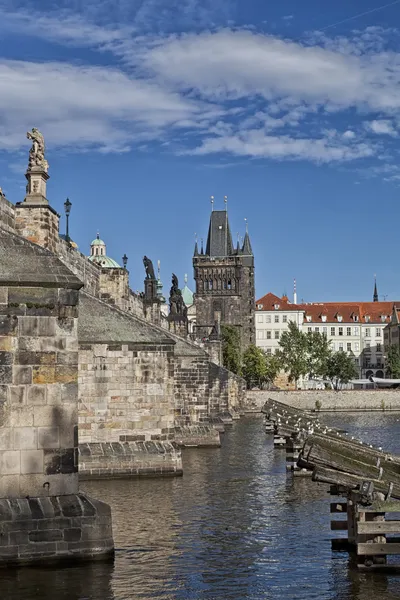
left=262, top=398, right=400, bottom=571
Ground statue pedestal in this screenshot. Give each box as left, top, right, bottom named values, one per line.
left=168, top=314, right=188, bottom=338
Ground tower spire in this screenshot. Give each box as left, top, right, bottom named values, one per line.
left=373, top=274, right=379, bottom=302
left=242, top=218, right=253, bottom=255
left=293, top=278, right=297, bottom=304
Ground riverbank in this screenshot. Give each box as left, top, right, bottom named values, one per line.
left=246, top=390, right=400, bottom=412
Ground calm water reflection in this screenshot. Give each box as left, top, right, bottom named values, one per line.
left=1, top=413, right=400, bottom=600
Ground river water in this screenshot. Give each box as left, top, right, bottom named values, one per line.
left=1, top=413, right=400, bottom=600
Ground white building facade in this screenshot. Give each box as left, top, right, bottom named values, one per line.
left=255, top=292, right=392, bottom=379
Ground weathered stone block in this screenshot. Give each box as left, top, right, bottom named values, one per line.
left=9, top=386, right=26, bottom=406
left=0, top=451, right=20, bottom=475
left=57, top=352, right=78, bottom=366
left=0, top=288, right=8, bottom=305
left=58, top=289, right=79, bottom=306
left=8, top=288, right=57, bottom=307
left=0, top=352, right=12, bottom=366
left=13, top=366, right=32, bottom=385
left=18, top=316, right=38, bottom=337
left=0, top=337, right=12, bottom=352
left=61, top=383, right=78, bottom=403
left=27, top=385, right=47, bottom=405
left=38, top=427, right=59, bottom=449
left=13, top=427, right=38, bottom=450
left=55, top=366, right=77, bottom=384
left=20, top=450, right=43, bottom=474
left=33, top=366, right=56, bottom=384
left=29, top=529, right=63, bottom=542
left=0, top=366, right=12, bottom=384
left=37, top=318, right=56, bottom=337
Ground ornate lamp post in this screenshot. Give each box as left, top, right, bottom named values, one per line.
left=122, top=254, right=128, bottom=269
left=64, top=198, right=72, bottom=244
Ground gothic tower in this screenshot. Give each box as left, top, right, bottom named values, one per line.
left=193, top=205, right=255, bottom=349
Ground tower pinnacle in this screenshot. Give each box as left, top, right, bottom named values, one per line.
left=373, top=275, right=378, bottom=302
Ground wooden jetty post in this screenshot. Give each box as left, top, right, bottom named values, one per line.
left=261, top=398, right=400, bottom=571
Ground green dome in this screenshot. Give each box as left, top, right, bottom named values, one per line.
left=181, top=284, right=193, bottom=307
left=91, top=237, right=105, bottom=246
left=88, top=255, right=121, bottom=268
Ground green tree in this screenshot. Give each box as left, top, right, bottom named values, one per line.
left=306, top=331, right=332, bottom=379
left=276, top=321, right=308, bottom=389
left=221, top=325, right=241, bottom=375
left=242, top=345, right=267, bottom=389
left=242, top=345, right=281, bottom=389
left=386, top=345, right=400, bottom=378
left=325, top=350, right=358, bottom=390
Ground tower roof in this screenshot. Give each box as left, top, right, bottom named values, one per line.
left=88, top=232, right=120, bottom=268
left=205, top=210, right=234, bottom=257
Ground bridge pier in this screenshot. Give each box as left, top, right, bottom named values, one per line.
left=0, top=229, right=114, bottom=565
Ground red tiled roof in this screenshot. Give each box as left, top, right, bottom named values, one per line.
left=256, top=292, right=397, bottom=324
left=255, top=292, right=302, bottom=312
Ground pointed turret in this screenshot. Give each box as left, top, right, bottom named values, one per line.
left=373, top=275, right=379, bottom=302
left=194, top=240, right=199, bottom=256
left=242, top=219, right=253, bottom=255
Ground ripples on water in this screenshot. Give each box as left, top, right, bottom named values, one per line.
left=1, top=413, right=400, bottom=600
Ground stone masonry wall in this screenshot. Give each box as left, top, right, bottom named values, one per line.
left=174, top=355, right=210, bottom=425
left=0, top=285, right=79, bottom=498
left=15, top=205, right=60, bottom=255
left=57, top=240, right=101, bottom=298
left=0, top=195, right=15, bottom=232
left=247, top=390, right=400, bottom=411
left=208, top=363, right=246, bottom=416
left=99, top=268, right=130, bottom=311
left=78, top=342, right=175, bottom=443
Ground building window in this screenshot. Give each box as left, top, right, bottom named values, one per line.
left=257, top=330, right=264, bottom=340
left=347, top=343, right=351, bottom=351
left=315, top=327, right=319, bottom=333
left=365, top=342, right=371, bottom=351
left=282, top=315, right=287, bottom=323
left=331, top=327, right=335, bottom=336
left=266, top=331, right=271, bottom=339
left=321, top=315, right=327, bottom=322
left=257, top=315, right=263, bottom=323
left=274, top=315, right=279, bottom=323
left=266, top=315, right=271, bottom=323
left=377, top=343, right=381, bottom=352
left=365, top=328, right=371, bottom=337
left=376, top=328, right=381, bottom=337
left=308, top=327, right=312, bottom=333
left=274, top=331, right=280, bottom=339
left=355, top=342, right=359, bottom=351
left=323, top=327, right=327, bottom=335
left=339, top=343, right=344, bottom=351
left=266, top=348, right=272, bottom=355
left=338, top=327, right=343, bottom=336
left=354, top=327, right=359, bottom=336
left=347, top=327, right=351, bottom=336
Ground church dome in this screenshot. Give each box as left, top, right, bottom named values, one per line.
left=181, top=274, right=194, bottom=307
left=88, top=232, right=120, bottom=268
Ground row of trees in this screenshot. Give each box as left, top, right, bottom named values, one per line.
left=222, top=322, right=359, bottom=390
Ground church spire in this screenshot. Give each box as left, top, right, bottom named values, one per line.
left=205, top=197, right=234, bottom=257
left=242, top=218, right=253, bottom=255
left=373, top=274, right=378, bottom=302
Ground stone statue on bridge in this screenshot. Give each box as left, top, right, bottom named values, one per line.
left=143, top=255, right=156, bottom=280
left=27, top=127, right=49, bottom=172
left=169, top=273, right=187, bottom=318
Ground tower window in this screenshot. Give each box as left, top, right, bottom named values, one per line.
left=228, top=280, right=232, bottom=290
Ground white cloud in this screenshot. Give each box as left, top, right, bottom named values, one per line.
left=1, top=10, right=400, bottom=169
left=188, top=130, right=375, bottom=163
left=0, top=60, right=207, bottom=152
left=365, top=119, right=398, bottom=136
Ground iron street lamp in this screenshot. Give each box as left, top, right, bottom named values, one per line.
left=64, top=198, right=72, bottom=244
left=122, top=254, right=128, bottom=269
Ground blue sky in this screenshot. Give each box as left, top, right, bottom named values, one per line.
left=1, top=1, right=400, bottom=302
